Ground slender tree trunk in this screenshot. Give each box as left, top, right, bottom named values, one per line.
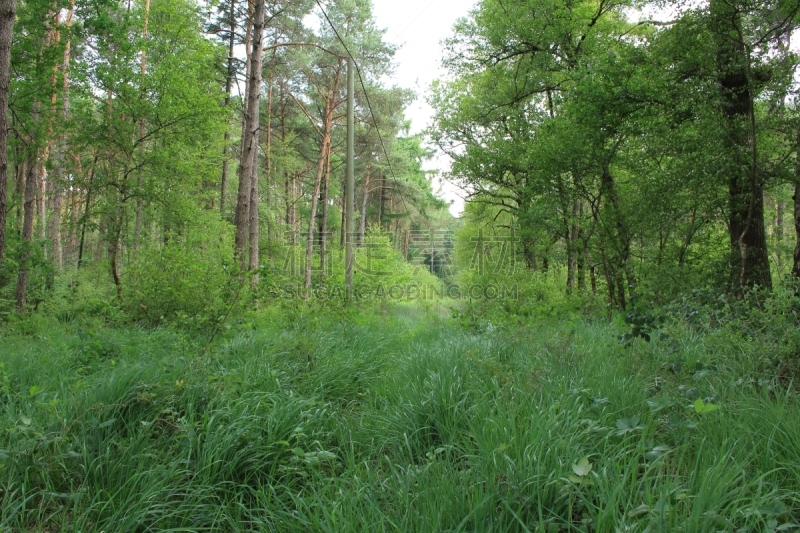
left=317, top=66, right=341, bottom=282
left=36, top=163, right=46, bottom=243
left=318, top=146, right=331, bottom=281
left=234, top=0, right=265, bottom=268
left=521, top=236, right=537, bottom=270
left=340, top=185, right=345, bottom=247
left=0, top=0, right=16, bottom=271
left=17, top=150, right=39, bottom=311
left=220, top=0, right=236, bottom=215
left=304, top=131, right=330, bottom=298
left=108, top=212, right=123, bottom=300
left=359, top=164, right=371, bottom=246
left=264, top=69, right=272, bottom=245
left=14, top=157, right=25, bottom=230
left=601, top=169, right=635, bottom=306
left=378, top=178, right=387, bottom=231
left=577, top=202, right=587, bottom=291
left=792, top=125, right=800, bottom=280
left=77, top=154, right=97, bottom=268
left=248, top=157, right=259, bottom=279
left=292, top=171, right=298, bottom=245
left=133, top=0, right=150, bottom=256
left=566, top=198, right=580, bottom=294
left=47, top=1, right=74, bottom=270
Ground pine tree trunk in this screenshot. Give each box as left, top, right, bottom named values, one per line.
left=220, top=0, right=236, bottom=215
left=14, top=157, right=25, bottom=230
left=248, top=161, right=259, bottom=279
left=359, top=165, right=371, bottom=246
left=234, top=0, right=265, bottom=268
left=318, top=145, right=331, bottom=281
left=17, top=150, right=39, bottom=311
left=304, top=130, right=330, bottom=297
left=47, top=2, right=74, bottom=270
left=0, top=0, right=15, bottom=271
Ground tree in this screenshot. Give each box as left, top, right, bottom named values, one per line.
left=0, top=0, right=15, bottom=273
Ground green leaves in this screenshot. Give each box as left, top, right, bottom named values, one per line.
left=569, top=456, right=595, bottom=485
left=647, top=395, right=673, bottom=413
left=693, top=398, right=719, bottom=414
left=572, top=456, right=593, bottom=477
left=615, top=415, right=644, bottom=435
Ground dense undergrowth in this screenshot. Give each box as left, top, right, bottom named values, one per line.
left=1, top=290, right=799, bottom=532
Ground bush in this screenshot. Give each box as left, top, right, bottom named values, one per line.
left=123, top=216, right=241, bottom=329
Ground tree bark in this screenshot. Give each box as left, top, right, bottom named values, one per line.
left=77, top=153, right=97, bottom=268
left=47, top=1, right=75, bottom=270
left=378, top=177, right=387, bottom=231
left=710, top=0, right=771, bottom=292
left=304, top=128, right=330, bottom=298
left=0, top=0, right=16, bottom=271
left=600, top=169, right=635, bottom=307
left=318, top=141, right=331, bottom=281
left=792, top=124, right=800, bottom=280
left=234, top=0, right=265, bottom=268
left=133, top=0, right=150, bottom=257
left=248, top=158, right=259, bottom=279
left=566, top=197, right=580, bottom=294
left=16, top=150, right=39, bottom=311
left=359, top=164, right=371, bottom=246
left=220, top=0, right=236, bottom=215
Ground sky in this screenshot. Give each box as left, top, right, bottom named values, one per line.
left=370, top=0, right=478, bottom=217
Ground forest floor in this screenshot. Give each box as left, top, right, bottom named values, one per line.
left=1, top=302, right=799, bottom=532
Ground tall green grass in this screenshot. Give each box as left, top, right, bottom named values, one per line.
left=0, top=303, right=797, bottom=532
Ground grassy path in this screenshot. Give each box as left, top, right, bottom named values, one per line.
left=1, top=304, right=799, bottom=532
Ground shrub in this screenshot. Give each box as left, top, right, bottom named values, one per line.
left=123, top=216, right=241, bottom=329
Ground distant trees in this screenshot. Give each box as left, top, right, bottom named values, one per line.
left=432, top=0, right=800, bottom=306
left=0, top=0, right=452, bottom=314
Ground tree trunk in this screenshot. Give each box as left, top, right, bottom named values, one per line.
left=220, top=0, right=236, bottom=215
left=264, top=69, right=272, bottom=247
left=14, top=157, right=25, bottom=231
left=792, top=124, right=800, bottom=280
left=234, top=0, right=265, bottom=268
left=710, top=0, right=771, bottom=292
left=340, top=185, right=346, bottom=248
left=47, top=1, right=74, bottom=270
left=600, top=169, right=635, bottom=305
left=248, top=162, right=259, bottom=277
left=318, top=145, right=331, bottom=281
left=133, top=0, right=150, bottom=257
left=77, top=155, right=97, bottom=268
left=359, top=164, right=371, bottom=246
left=0, top=0, right=16, bottom=271
left=16, top=151, right=39, bottom=311
left=304, top=130, right=330, bottom=298
left=378, top=178, right=387, bottom=231
left=36, top=162, right=46, bottom=243
left=566, top=197, right=580, bottom=294
left=108, top=212, right=123, bottom=300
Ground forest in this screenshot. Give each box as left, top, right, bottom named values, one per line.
left=1, top=0, right=800, bottom=530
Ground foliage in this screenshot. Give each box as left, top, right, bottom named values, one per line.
left=2, top=304, right=800, bottom=531
left=123, top=214, right=240, bottom=328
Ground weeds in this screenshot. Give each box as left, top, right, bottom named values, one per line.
left=1, top=303, right=798, bottom=532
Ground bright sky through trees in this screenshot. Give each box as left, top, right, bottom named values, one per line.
left=371, top=0, right=477, bottom=216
